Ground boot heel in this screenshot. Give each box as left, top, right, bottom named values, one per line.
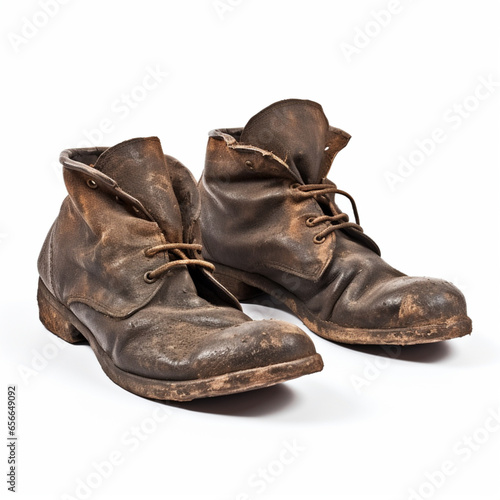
left=214, top=270, right=262, bottom=301
left=37, top=279, right=85, bottom=344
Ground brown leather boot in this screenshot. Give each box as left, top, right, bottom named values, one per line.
left=199, top=99, right=472, bottom=345
left=37, top=137, right=323, bottom=401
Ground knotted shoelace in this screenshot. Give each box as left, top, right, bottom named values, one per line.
left=294, top=183, right=363, bottom=243
left=143, top=243, right=214, bottom=283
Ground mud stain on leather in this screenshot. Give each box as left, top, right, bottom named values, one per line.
left=398, top=294, right=424, bottom=320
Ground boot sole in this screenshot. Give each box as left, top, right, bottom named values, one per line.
left=37, top=279, right=323, bottom=402
left=210, top=262, right=472, bottom=346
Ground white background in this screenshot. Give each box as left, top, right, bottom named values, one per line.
left=1, top=1, right=499, bottom=499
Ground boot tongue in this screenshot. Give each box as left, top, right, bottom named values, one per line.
left=240, top=99, right=330, bottom=184
left=93, top=137, right=183, bottom=242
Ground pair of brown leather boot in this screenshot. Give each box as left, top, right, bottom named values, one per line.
left=37, top=99, right=471, bottom=401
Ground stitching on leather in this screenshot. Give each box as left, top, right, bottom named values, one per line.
left=228, top=144, right=291, bottom=170
left=66, top=286, right=163, bottom=319
left=263, top=259, right=321, bottom=280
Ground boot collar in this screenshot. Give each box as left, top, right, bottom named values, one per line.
left=208, top=126, right=351, bottom=184
left=60, top=146, right=154, bottom=222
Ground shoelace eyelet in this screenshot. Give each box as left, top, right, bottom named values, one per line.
left=86, top=179, right=98, bottom=189
left=290, top=183, right=300, bottom=190
left=143, top=271, right=157, bottom=284
left=313, top=234, right=326, bottom=244
left=296, top=183, right=363, bottom=237
left=306, top=217, right=316, bottom=227
left=141, top=243, right=215, bottom=282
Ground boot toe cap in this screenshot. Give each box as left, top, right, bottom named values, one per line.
left=116, top=318, right=319, bottom=381
left=366, top=276, right=469, bottom=329
left=191, top=319, right=320, bottom=378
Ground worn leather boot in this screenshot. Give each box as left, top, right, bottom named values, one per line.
left=199, top=99, right=472, bottom=345
left=37, top=137, right=323, bottom=401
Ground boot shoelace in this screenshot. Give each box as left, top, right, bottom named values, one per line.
left=294, top=183, right=363, bottom=243
left=143, top=243, right=215, bottom=283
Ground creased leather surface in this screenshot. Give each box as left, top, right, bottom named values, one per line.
left=199, top=100, right=469, bottom=329
left=44, top=159, right=167, bottom=318
left=201, top=135, right=335, bottom=281
left=38, top=137, right=318, bottom=380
